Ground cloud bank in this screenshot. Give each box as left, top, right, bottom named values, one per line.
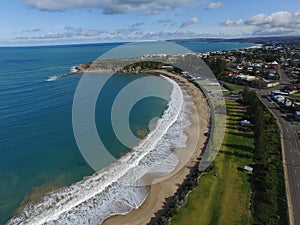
left=222, top=9, right=300, bottom=36
left=22, top=0, right=194, bottom=14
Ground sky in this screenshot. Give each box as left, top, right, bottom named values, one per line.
left=1, top=0, right=300, bottom=46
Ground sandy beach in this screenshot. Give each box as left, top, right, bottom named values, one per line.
left=102, top=71, right=210, bottom=225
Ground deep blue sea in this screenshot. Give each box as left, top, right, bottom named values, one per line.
left=0, top=41, right=253, bottom=224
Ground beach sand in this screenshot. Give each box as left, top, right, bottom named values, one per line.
left=102, top=71, right=210, bottom=225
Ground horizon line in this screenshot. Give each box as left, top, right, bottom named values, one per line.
left=1, top=35, right=300, bottom=48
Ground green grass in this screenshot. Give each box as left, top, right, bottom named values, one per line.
left=224, top=83, right=243, bottom=91
left=289, top=92, right=300, bottom=99
left=171, top=100, right=254, bottom=225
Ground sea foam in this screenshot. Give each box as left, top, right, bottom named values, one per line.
left=45, top=76, right=58, bottom=82
left=7, top=76, right=193, bottom=225
left=70, top=66, right=78, bottom=73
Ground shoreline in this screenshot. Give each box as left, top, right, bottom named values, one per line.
left=8, top=69, right=209, bottom=225
left=48, top=42, right=262, bottom=81
left=102, top=70, right=210, bottom=225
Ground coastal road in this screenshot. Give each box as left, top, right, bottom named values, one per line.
left=257, top=89, right=300, bottom=225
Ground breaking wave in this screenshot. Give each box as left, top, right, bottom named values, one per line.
left=7, top=76, right=193, bottom=225
left=70, top=66, right=78, bottom=73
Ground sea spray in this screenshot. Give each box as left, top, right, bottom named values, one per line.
left=7, top=76, right=193, bottom=225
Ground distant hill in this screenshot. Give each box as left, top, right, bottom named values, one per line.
left=168, top=36, right=300, bottom=45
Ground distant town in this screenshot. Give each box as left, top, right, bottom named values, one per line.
left=195, top=38, right=300, bottom=122
left=70, top=38, right=300, bottom=122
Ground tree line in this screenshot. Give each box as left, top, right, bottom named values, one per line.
left=242, top=87, right=289, bottom=225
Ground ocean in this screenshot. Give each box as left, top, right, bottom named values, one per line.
left=0, top=41, right=254, bottom=224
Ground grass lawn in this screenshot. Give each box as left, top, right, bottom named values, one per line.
left=224, top=83, right=243, bottom=91
left=171, top=100, right=254, bottom=225
left=289, top=92, right=300, bottom=100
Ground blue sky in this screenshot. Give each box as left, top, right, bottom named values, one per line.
left=1, top=0, right=300, bottom=46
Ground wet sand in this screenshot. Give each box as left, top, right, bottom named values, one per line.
left=102, top=70, right=210, bottom=225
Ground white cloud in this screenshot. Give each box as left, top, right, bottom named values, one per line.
left=113, top=23, right=144, bottom=36
left=222, top=19, right=244, bottom=26
left=142, top=30, right=200, bottom=39
left=22, top=0, right=194, bottom=14
left=26, top=26, right=108, bottom=39
left=206, top=1, right=222, bottom=10
left=222, top=8, right=300, bottom=36
left=245, top=10, right=299, bottom=27
left=64, top=26, right=107, bottom=36
left=4, top=26, right=254, bottom=45
left=180, top=17, right=199, bottom=28
left=245, top=14, right=273, bottom=26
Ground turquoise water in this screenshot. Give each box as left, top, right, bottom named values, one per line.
left=0, top=41, right=254, bottom=224
left=0, top=43, right=123, bottom=224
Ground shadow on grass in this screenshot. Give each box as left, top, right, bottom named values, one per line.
left=226, top=113, right=244, bottom=118
left=226, top=121, right=238, bottom=125
left=226, top=125, right=238, bottom=130
left=222, top=143, right=253, bottom=153
left=226, top=104, right=246, bottom=110
left=237, top=167, right=252, bottom=183
left=219, top=150, right=252, bottom=159
left=226, top=117, right=239, bottom=123
left=226, top=111, right=241, bottom=115
left=225, top=131, right=254, bottom=139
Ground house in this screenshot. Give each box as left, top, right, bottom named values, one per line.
left=244, top=75, right=256, bottom=81
left=265, top=81, right=280, bottom=88
left=283, top=84, right=299, bottom=94
left=270, top=61, right=279, bottom=69
left=251, top=79, right=279, bottom=89
left=251, top=79, right=266, bottom=88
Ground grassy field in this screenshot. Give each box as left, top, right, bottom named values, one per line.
left=223, top=83, right=244, bottom=91
left=289, top=92, right=300, bottom=99
left=171, top=100, right=254, bottom=225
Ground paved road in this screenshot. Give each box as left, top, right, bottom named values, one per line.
left=278, top=67, right=291, bottom=85
left=257, top=89, right=300, bottom=225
